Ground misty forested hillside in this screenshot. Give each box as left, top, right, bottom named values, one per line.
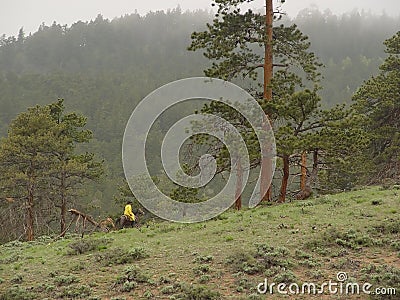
left=0, top=7, right=398, bottom=218
left=0, top=9, right=211, bottom=215
left=294, top=9, right=400, bottom=106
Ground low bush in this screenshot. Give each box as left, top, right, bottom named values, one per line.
left=194, top=255, right=213, bottom=263
left=254, top=244, right=292, bottom=269
left=0, top=285, right=36, bottom=300
left=95, top=247, right=149, bottom=266
left=113, top=265, right=150, bottom=292
left=371, top=219, right=400, bottom=235
left=67, top=237, right=113, bottom=255
left=193, top=264, right=210, bottom=275
left=10, top=275, right=23, bottom=284
left=226, top=244, right=292, bottom=276
left=54, top=275, right=79, bottom=286
left=226, top=251, right=261, bottom=275
left=361, top=264, right=400, bottom=287
left=273, top=270, right=297, bottom=284
left=305, top=227, right=375, bottom=250
left=58, top=285, right=91, bottom=299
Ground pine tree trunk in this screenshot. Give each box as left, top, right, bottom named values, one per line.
left=311, top=149, right=319, bottom=185
left=300, top=151, right=307, bottom=191
left=60, top=171, right=66, bottom=236
left=261, top=0, right=274, bottom=202
left=279, top=154, right=290, bottom=203
left=235, top=157, right=243, bottom=210
left=26, top=185, right=34, bottom=241
left=296, top=151, right=313, bottom=200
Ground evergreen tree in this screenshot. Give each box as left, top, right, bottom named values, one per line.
left=47, top=99, right=103, bottom=236
left=353, top=31, right=400, bottom=181
left=0, top=106, right=60, bottom=240
left=189, top=0, right=321, bottom=202
left=0, top=100, right=103, bottom=240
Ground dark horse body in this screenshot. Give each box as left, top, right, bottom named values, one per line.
left=117, top=215, right=137, bottom=228
left=115, top=208, right=144, bottom=229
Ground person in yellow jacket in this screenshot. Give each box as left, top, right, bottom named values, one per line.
left=124, top=201, right=136, bottom=222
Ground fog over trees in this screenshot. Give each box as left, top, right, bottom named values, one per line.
left=0, top=7, right=398, bottom=241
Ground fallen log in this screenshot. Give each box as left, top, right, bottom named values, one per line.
left=53, top=208, right=114, bottom=240
left=68, top=208, right=99, bottom=227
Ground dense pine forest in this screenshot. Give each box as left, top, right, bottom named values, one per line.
left=0, top=6, right=399, bottom=242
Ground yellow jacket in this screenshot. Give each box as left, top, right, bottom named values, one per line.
left=124, top=204, right=135, bottom=221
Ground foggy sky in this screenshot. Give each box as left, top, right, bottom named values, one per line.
left=1, top=0, right=399, bottom=37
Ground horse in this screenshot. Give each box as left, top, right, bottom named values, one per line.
left=115, top=208, right=145, bottom=229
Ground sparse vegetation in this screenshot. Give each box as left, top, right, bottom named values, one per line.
left=113, top=265, right=150, bottom=292
left=68, top=237, right=113, bottom=255
left=0, top=187, right=398, bottom=298
left=0, top=1, right=399, bottom=298
left=54, top=275, right=79, bottom=286
left=94, top=247, right=149, bottom=266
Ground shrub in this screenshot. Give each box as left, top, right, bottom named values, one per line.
left=2, top=240, right=24, bottom=248
left=113, top=265, right=150, bottom=292
left=263, top=266, right=286, bottom=277
left=199, top=275, right=211, bottom=283
left=129, top=246, right=149, bottom=260
left=391, top=241, right=400, bottom=251
left=95, top=247, right=149, bottom=266
left=254, top=244, right=292, bottom=269
left=235, top=277, right=253, bottom=292
left=173, top=284, right=220, bottom=300
left=305, top=227, right=374, bottom=250
left=119, top=266, right=149, bottom=283
left=193, top=264, right=210, bottom=275
left=45, top=284, right=55, bottom=293
left=298, top=258, right=320, bottom=268
left=294, top=249, right=312, bottom=259
left=226, top=251, right=261, bottom=275
left=274, top=270, right=297, bottom=284
left=182, top=285, right=220, bottom=299
left=194, top=255, right=213, bottom=263
left=58, top=285, right=91, bottom=299
left=10, top=275, right=23, bottom=284
left=160, top=285, right=175, bottom=295
left=361, top=264, right=400, bottom=288
left=54, top=275, right=79, bottom=286
left=226, top=244, right=291, bottom=276
left=121, top=281, right=136, bottom=292
left=159, top=275, right=173, bottom=284
left=225, top=235, right=234, bottom=242
left=67, top=237, right=112, bottom=255
left=0, top=254, right=21, bottom=264
left=371, top=219, right=400, bottom=235
left=0, top=285, right=36, bottom=300
left=70, top=262, right=86, bottom=271
left=157, top=282, right=220, bottom=299
left=143, top=290, right=154, bottom=298
left=307, top=269, right=325, bottom=279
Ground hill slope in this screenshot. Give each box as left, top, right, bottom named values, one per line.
left=0, top=186, right=399, bottom=299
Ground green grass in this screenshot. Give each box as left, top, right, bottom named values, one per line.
left=0, top=186, right=399, bottom=299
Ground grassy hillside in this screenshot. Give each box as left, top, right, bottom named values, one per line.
left=0, top=186, right=399, bottom=299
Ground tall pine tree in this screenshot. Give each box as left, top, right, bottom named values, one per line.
left=353, top=31, right=400, bottom=181
left=0, top=100, right=103, bottom=240
left=189, top=0, right=321, bottom=203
